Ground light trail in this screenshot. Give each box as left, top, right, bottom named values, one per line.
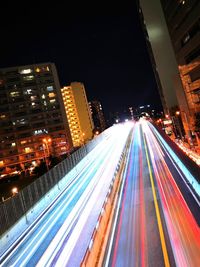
left=0, top=122, right=133, bottom=267
left=142, top=120, right=200, bottom=267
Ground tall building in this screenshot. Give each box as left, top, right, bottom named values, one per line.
left=89, top=100, right=106, bottom=133
left=0, top=63, right=72, bottom=170
left=160, top=0, right=200, bottom=144
left=139, top=0, right=187, bottom=114
left=61, top=82, right=94, bottom=147
left=138, top=0, right=198, bottom=145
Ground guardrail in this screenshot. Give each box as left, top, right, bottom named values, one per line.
left=0, top=132, right=104, bottom=237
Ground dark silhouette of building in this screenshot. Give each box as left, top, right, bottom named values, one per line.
left=89, top=101, right=106, bottom=133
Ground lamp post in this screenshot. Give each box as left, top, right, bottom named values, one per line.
left=42, top=137, right=52, bottom=170
left=12, top=187, right=18, bottom=196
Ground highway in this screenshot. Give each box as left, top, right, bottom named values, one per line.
left=0, top=123, right=133, bottom=267
left=1, top=120, right=200, bottom=267
left=104, top=120, right=200, bottom=267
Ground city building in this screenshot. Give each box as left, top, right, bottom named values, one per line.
left=138, top=0, right=198, bottom=146
left=0, top=63, right=72, bottom=171
left=89, top=100, right=106, bottom=133
left=138, top=0, right=183, bottom=115
left=160, top=0, right=200, bottom=145
left=61, top=82, right=94, bottom=147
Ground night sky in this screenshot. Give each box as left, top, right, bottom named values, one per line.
left=0, top=1, right=162, bottom=117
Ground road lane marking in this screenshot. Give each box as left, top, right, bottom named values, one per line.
left=143, top=132, right=170, bottom=267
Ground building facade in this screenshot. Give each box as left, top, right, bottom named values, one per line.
left=0, top=63, right=72, bottom=170
left=139, top=0, right=183, bottom=115
left=61, top=82, right=94, bottom=147
left=89, top=100, right=106, bottom=133
left=160, top=0, right=200, bottom=144
left=138, top=0, right=198, bottom=145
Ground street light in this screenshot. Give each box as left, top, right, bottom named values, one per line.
left=42, top=138, right=52, bottom=156
left=42, top=137, right=52, bottom=170
left=12, top=187, right=18, bottom=196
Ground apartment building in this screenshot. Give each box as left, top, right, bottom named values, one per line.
left=61, top=82, right=94, bottom=147
left=89, top=100, right=106, bottom=133
left=0, top=63, right=72, bottom=170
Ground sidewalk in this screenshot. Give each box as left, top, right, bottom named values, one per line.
left=174, top=139, right=200, bottom=166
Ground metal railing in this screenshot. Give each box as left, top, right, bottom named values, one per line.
left=0, top=133, right=104, bottom=236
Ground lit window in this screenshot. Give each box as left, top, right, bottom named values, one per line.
left=0, top=161, right=4, bottom=166
left=32, top=102, right=36, bottom=106
left=21, top=140, right=27, bottom=145
left=19, top=69, right=32, bottom=74
left=34, top=129, right=48, bottom=135
left=11, top=142, right=16, bottom=147
left=25, top=147, right=31, bottom=153
left=31, top=95, right=37, bottom=101
left=10, top=91, right=20, bottom=97
left=17, top=118, right=26, bottom=125
left=46, top=66, right=50, bottom=71
left=23, top=75, right=34, bottom=81
left=50, top=99, right=56, bottom=103
left=0, top=114, right=6, bottom=119
left=35, top=67, right=40, bottom=73
left=47, top=86, right=53, bottom=91
left=41, top=94, right=45, bottom=99
left=43, top=101, right=47, bottom=106
left=24, top=89, right=32, bottom=95
left=48, top=92, right=55, bottom=98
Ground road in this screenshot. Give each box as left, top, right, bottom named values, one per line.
left=0, top=123, right=133, bottom=267
left=104, top=120, right=200, bottom=267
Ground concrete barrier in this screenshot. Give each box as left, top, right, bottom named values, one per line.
left=81, top=134, right=131, bottom=267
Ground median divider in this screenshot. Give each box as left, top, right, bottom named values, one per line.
left=81, top=133, right=131, bottom=267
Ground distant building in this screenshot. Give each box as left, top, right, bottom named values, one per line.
left=89, top=100, right=106, bottom=133
left=61, top=82, right=94, bottom=147
left=0, top=63, right=72, bottom=170
left=108, top=108, right=133, bottom=125
left=134, top=104, right=160, bottom=119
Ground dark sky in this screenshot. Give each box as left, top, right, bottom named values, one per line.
left=0, top=1, right=162, bottom=117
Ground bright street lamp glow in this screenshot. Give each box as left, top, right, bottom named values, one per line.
left=12, top=187, right=18, bottom=195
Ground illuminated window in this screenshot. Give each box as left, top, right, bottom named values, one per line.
left=0, top=114, right=6, bottom=119
left=48, top=92, right=55, bottom=98
left=50, top=99, right=56, bottom=103
left=10, top=91, right=20, bottom=97
left=16, top=118, right=26, bottom=125
left=11, top=142, right=16, bottom=147
left=43, top=101, right=47, bottom=106
left=41, top=94, right=45, bottom=99
left=47, top=86, right=53, bottom=91
left=31, top=95, right=38, bottom=101
left=23, top=75, right=34, bottom=81
left=46, top=66, right=50, bottom=71
left=24, top=89, right=32, bottom=95
left=35, top=67, right=40, bottom=73
left=34, top=129, right=48, bottom=135
left=21, top=140, right=27, bottom=145
left=0, top=161, right=4, bottom=166
left=19, top=69, right=32, bottom=74
left=32, top=102, right=36, bottom=106
left=25, top=147, right=31, bottom=153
